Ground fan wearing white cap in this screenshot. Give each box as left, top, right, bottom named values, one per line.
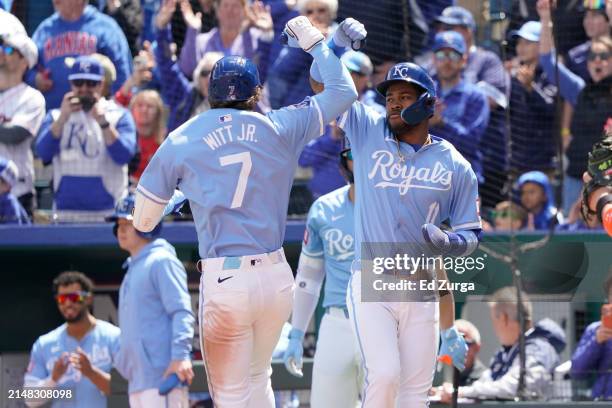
left=0, top=156, right=30, bottom=224
left=0, top=32, right=45, bottom=216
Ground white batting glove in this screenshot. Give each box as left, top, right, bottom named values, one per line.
left=332, top=18, right=367, bottom=50
left=283, top=16, right=325, bottom=52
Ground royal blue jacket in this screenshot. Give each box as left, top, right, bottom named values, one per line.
left=571, top=321, right=612, bottom=400
left=0, top=191, right=29, bottom=224
left=115, top=238, right=195, bottom=393
left=517, top=171, right=562, bottom=230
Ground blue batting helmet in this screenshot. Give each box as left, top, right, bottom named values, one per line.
left=106, top=195, right=162, bottom=240
left=376, top=62, right=437, bottom=125
left=208, top=56, right=261, bottom=104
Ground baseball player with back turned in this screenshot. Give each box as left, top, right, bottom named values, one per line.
left=310, top=60, right=481, bottom=406
left=131, top=16, right=365, bottom=408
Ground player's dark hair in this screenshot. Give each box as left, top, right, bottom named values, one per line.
left=53, top=271, right=94, bottom=294
left=210, top=85, right=262, bottom=111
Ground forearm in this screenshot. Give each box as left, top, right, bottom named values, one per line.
left=0, top=125, right=31, bottom=144
left=85, top=367, right=111, bottom=395
left=438, top=267, right=455, bottom=330
left=291, top=253, right=325, bottom=333
left=171, top=310, right=195, bottom=361
left=23, top=375, right=56, bottom=407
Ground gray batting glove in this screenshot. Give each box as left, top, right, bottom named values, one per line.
left=283, top=328, right=305, bottom=378
left=332, top=18, right=367, bottom=50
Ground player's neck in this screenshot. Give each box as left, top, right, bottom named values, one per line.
left=220, top=26, right=241, bottom=47
left=67, top=313, right=96, bottom=341
left=0, top=72, right=22, bottom=91
left=396, top=124, right=429, bottom=145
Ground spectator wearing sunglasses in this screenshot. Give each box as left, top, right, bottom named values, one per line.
left=490, top=200, right=528, bottom=231
left=429, top=31, right=490, bottom=183
left=35, top=56, right=136, bottom=222
left=23, top=271, right=120, bottom=408
left=537, top=0, right=612, bottom=216
left=0, top=32, right=45, bottom=217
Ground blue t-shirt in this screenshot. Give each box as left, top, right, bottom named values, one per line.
left=302, top=184, right=354, bottom=308
left=24, top=320, right=120, bottom=408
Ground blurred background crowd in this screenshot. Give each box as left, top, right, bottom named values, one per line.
left=0, top=0, right=610, bottom=232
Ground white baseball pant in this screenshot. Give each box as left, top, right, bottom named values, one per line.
left=347, top=270, right=439, bottom=408
left=311, top=306, right=364, bottom=408
left=128, top=387, right=188, bottom=408
left=198, top=248, right=294, bottom=408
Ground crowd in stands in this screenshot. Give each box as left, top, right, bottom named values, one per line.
left=0, top=0, right=610, bottom=230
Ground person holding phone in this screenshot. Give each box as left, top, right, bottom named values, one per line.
left=571, top=269, right=612, bottom=400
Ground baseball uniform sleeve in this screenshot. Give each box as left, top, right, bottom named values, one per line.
left=34, top=111, right=61, bottom=164
left=267, top=43, right=357, bottom=152
left=449, top=162, right=482, bottom=231
left=6, top=89, right=45, bottom=137
left=23, top=340, right=50, bottom=386
left=151, top=257, right=195, bottom=361
left=137, top=137, right=181, bottom=203
left=336, top=101, right=376, bottom=150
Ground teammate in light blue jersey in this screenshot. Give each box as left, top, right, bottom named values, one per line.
left=283, top=149, right=364, bottom=408
left=24, top=272, right=120, bottom=408
left=311, top=61, right=480, bottom=407
left=133, top=16, right=364, bottom=408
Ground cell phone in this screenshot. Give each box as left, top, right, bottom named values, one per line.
left=601, top=304, right=612, bottom=329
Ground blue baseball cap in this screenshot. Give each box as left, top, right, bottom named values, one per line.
left=510, top=21, right=541, bottom=42
left=432, top=31, right=466, bottom=55
left=436, top=6, right=476, bottom=31
left=68, top=56, right=104, bottom=82
left=341, top=50, right=373, bottom=76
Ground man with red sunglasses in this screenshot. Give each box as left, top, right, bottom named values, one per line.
left=23, top=271, right=120, bottom=407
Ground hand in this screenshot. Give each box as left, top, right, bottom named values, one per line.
left=596, top=325, right=612, bottom=344
left=245, top=1, right=273, bottom=33
left=51, top=353, right=70, bottom=382
left=516, top=62, right=536, bottom=90
left=536, top=0, right=554, bottom=22
left=155, top=0, right=177, bottom=30
left=180, top=0, right=202, bottom=31
left=164, top=360, right=194, bottom=385
left=69, top=348, right=94, bottom=378
left=90, top=99, right=106, bottom=124
left=35, top=70, right=53, bottom=92
left=282, top=328, right=304, bottom=377
left=59, top=92, right=81, bottom=119
left=332, top=18, right=367, bottom=51
left=438, top=327, right=468, bottom=371
left=439, top=382, right=455, bottom=404
left=132, top=42, right=155, bottom=86
left=106, top=0, right=121, bottom=13
left=283, top=16, right=324, bottom=52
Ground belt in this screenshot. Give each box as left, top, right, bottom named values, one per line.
left=325, top=306, right=349, bottom=319
left=197, top=248, right=286, bottom=273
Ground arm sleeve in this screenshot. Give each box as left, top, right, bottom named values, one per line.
left=178, top=26, right=199, bottom=78
left=34, top=112, right=61, bottom=164
left=23, top=340, right=55, bottom=407
left=267, top=43, right=356, bottom=152
left=539, top=52, right=584, bottom=106
left=105, top=110, right=137, bottom=165
left=152, top=258, right=195, bottom=361
left=291, top=203, right=326, bottom=332
left=154, top=25, right=194, bottom=109
left=449, top=163, right=482, bottom=231
left=570, top=323, right=604, bottom=380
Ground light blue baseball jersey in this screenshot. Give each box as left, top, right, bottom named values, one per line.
left=303, top=184, right=355, bottom=308
left=137, top=44, right=356, bottom=258
left=337, top=102, right=481, bottom=261
left=24, top=320, right=120, bottom=408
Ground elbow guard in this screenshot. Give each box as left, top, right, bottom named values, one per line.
left=133, top=187, right=166, bottom=232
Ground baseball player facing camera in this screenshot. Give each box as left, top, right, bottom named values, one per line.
left=309, top=59, right=480, bottom=406
left=582, top=135, right=612, bottom=237
left=132, top=15, right=365, bottom=408
left=283, top=148, right=364, bottom=408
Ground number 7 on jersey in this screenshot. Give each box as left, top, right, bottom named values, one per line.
left=219, top=152, right=252, bottom=208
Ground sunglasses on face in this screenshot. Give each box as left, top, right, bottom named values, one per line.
left=0, top=44, right=15, bottom=55
left=305, top=7, right=328, bottom=15
left=71, top=79, right=100, bottom=88
left=55, top=291, right=91, bottom=305
left=434, top=50, right=462, bottom=62
left=587, top=51, right=611, bottom=61
left=490, top=209, right=523, bottom=220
